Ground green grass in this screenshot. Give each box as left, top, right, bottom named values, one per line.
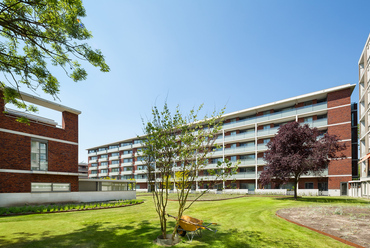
left=0, top=195, right=368, bottom=247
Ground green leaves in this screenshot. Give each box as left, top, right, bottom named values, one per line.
left=0, top=0, right=110, bottom=111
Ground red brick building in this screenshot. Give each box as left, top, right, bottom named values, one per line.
left=0, top=90, right=81, bottom=193
left=87, top=84, right=357, bottom=196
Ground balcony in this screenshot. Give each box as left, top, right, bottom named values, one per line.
left=99, top=165, right=108, bottom=169
left=239, top=159, right=256, bottom=166
left=216, top=132, right=255, bottom=144
left=135, top=169, right=147, bottom=174
left=99, top=173, right=108, bottom=177
left=225, top=146, right=255, bottom=155
left=135, top=179, right=147, bottom=183
left=98, top=157, right=108, bottom=162
left=97, top=150, right=107, bottom=155
left=109, top=171, right=120, bottom=176
left=121, top=153, right=133, bottom=159
left=132, top=142, right=143, bottom=148
left=223, top=102, right=327, bottom=130
left=109, top=164, right=120, bottom=169
left=89, top=159, right=97, bottom=163
left=257, top=144, right=268, bottom=151
left=302, top=118, right=328, bottom=128
left=257, top=158, right=265, bottom=165
left=231, top=172, right=256, bottom=179
left=89, top=166, right=98, bottom=171
left=108, top=147, right=119, bottom=153
left=88, top=152, right=97, bottom=157
left=119, top=145, right=132, bottom=151
left=257, top=126, right=279, bottom=137
left=135, top=160, right=145, bottom=165
left=121, top=162, right=133, bottom=167
left=109, top=156, right=120, bottom=161
left=89, top=174, right=98, bottom=178
left=121, top=170, right=133, bottom=175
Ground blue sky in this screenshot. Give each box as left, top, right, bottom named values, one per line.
left=7, top=1, right=370, bottom=162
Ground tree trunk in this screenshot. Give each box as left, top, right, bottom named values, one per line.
left=294, top=178, right=298, bottom=200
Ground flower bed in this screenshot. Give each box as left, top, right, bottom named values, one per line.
left=0, top=199, right=143, bottom=216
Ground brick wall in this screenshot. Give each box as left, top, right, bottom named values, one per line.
left=0, top=173, right=78, bottom=193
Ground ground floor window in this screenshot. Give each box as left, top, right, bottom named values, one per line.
left=240, top=183, right=255, bottom=190
left=31, top=183, right=70, bottom=192
left=305, top=182, right=314, bottom=189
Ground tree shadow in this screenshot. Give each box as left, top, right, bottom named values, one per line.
left=0, top=220, right=159, bottom=248
left=274, top=197, right=370, bottom=204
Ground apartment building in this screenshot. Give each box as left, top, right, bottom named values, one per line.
left=87, top=84, right=356, bottom=196
left=350, top=33, right=370, bottom=197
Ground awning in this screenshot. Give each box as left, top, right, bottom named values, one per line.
left=358, top=153, right=370, bottom=163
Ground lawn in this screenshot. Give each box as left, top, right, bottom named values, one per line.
left=0, top=195, right=368, bottom=248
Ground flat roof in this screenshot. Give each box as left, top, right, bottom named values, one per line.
left=86, top=84, right=356, bottom=150
left=17, top=91, right=81, bottom=115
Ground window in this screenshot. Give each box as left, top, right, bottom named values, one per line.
left=122, top=175, right=133, bottom=179
left=211, top=158, right=223, bottom=164
left=31, top=182, right=70, bottom=192
left=230, top=156, right=237, bottom=161
left=100, top=154, right=108, bottom=159
left=305, top=182, right=314, bottom=189
left=98, top=147, right=107, bottom=152
left=229, top=118, right=237, bottom=123
left=91, top=163, right=98, bottom=167
left=263, top=110, right=270, bottom=115
left=133, top=140, right=142, bottom=144
left=230, top=131, right=237, bottom=136
left=304, top=100, right=313, bottom=106
left=124, top=167, right=133, bottom=171
left=124, top=158, right=133, bottom=163
left=109, top=145, right=119, bottom=149
left=121, top=142, right=131, bottom=147
left=111, top=160, right=120, bottom=164
left=88, top=149, right=97, bottom=154
left=240, top=167, right=255, bottom=173
left=111, top=168, right=120, bottom=173
left=101, top=169, right=108, bottom=174
left=100, top=162, right=108, bottom=166
left=90, top=156, right=97, bottom=161
left=31, top=140, right=48, bottom=171
left=137, top=156, right=144, bottom=161
left=263, top=125, right=270, bottom=130
left=91, top=170, right=98, bottom=174
left=123, top=150, right=132, bottom=155
left=111, top=152, right=120, bottom=157
left=240, top=154, right=255, bottom=160
left=230, top=144, right=237, bottom=149
left=263, top=139, right=270, bottom=145
left=137, top=165, right=147, bottom=170
left=304, top=117, right=313, bottom=122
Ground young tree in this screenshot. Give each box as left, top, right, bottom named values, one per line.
left=0, top=0, right=109, bottom=115
left=142, top=104, right=237, bottom=242
left=259, top=121, right=346, bottom=200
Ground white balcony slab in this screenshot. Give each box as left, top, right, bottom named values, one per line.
left=109, top=172, right=120, bottom=176
left=89, top=167, right=98, bottom=171
left=108, top=147, right=119, bottom=153
left=119, top=145, right=132, bottom=151
left=109, top=156, right=120, bottom=161
left=89, top=159, right=97, bottom=163
left=98, top=158, right=108, bottom=162
left=121, top=170, right=133, bottom=175
left=121, top=162, right=133, bottom=167
left=97, top=150, right=107, bottom=155
left=109, top=164, right=120, bottom=169
left=121, top=153, right=133, bottom=158
left=99, top=165, right=108, bottom=170
left=89, top=174, right=98, bottom=178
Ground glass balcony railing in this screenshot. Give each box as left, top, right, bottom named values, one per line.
left=257, top=158, right=265, bottom=164
left=231, top=172, right=256, bottom=179
left=239, top=159, right=256, bottom=166
left=257, top=126, right=279, bottom=137
left=223, top=102, right=327, bottom=129
left=257, top=144, right=268, bottom=151
left=302, top=118, right=328, bottom=128
left=224, top=145, right=255, bottom=155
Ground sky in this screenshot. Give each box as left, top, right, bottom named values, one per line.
left=5, top=1, right=370, bottom=162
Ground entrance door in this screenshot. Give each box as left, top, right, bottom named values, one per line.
left=340, top=182, right=348, bottom=196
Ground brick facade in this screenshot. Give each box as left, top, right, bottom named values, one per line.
left=0, top=91, right=80, bottom=193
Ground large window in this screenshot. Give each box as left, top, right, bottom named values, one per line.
left=98, top=147, right=107, bottom=152
left=305, top=182, right=314, bottom=189
left=100, top=154, right=108, bottom=159
left=111, top=152, right=120, bottom=157
left=121, top=142, right=131, bottom=147
left=109, top=145, right=119, bottom=149
left=123, top=150, right=132, bottom=155
left=111, top=160, right=120, bottom=164
left=100, top=162, right=108, bottom=166
left=124, top=158, right=133, bottom=163
left=31, top=140, right=48, bottom=171
left=31, top=182, right=70, bottom=192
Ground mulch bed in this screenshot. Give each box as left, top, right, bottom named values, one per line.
left=277, top=206, right=370, bottom=248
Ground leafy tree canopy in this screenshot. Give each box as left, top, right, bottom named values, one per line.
left=260, top=121, right=345, bottom=200
left=0, top=0, right=109, bottom=111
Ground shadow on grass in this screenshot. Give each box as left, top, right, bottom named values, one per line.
left=0, top=222, right=301, bottom=248
left=274, top=197, right=370, bottom=204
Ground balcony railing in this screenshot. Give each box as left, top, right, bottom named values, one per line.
left=223, top=102, right=327, bottom=129
left=109, top=164, right=120, bottom=169
left=239, top=159, right=256, bottom=166
left=119, top=145, right=132, bottom=151
left=121, top=153, right=133, bottom=158
left=89, top=166, right=98, bottom=170
left=108, top=147, right=119, bottom=153
left=89, top=174, right=98, bottom=177
left=302, top=118, right=328, bottom=128
left=257, top=158, right=265, bottom=164
left=257, top=144, right=268, bottom=151
left=121, top=162, right=133, bottom=167
left=98, top=158, right=108, bottom=162
left=99, top=173, right=108, bottom=177
left=99, top=165, right=108, bottom=170
left=231, top=172, right=256, bottom=179
left=121, top=171, right=133, bottom=175
left=224, top=146, right=255, bottom=155
left=97, top=150, right=107, bottom=155
left=109, top=156, right=120, bottom=161
left=257, top=126, right=279, bottom=137
left=109, top=171, right=120, bottom=176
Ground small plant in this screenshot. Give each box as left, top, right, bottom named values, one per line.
left=334, top=207, right=343, bottom=215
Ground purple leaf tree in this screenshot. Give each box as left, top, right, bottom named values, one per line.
left=259, top=121, right=346, bottom=200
